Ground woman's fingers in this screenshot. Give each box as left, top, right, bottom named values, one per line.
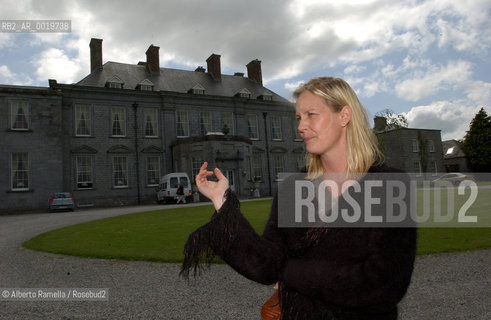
left=196, top=162, right=228, bottom=185
left=214, top=167, right=227, bottom=181
left=199, top=161, right=208, bottom=172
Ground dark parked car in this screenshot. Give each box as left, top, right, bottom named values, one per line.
left=49, top=192, right=75, bottom=211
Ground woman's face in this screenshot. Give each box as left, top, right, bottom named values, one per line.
left=295, top=91, right=347, bottom=157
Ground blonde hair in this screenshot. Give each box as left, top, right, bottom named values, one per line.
left=293, top=77, right=383, bottom=179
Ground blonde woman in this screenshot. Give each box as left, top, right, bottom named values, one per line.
left=181, top=77, right=416, bottom=320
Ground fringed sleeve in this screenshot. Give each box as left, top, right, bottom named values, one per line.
left=180, top=188, right=240, bottom=278
left=180, top=189, right=286, bottom=284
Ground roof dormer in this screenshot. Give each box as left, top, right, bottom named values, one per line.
left=258, top=90, right=273, bottom=101
left=136, top=79, right=154, bottom=91
left=188, top=83, right=205, bottom=95
left=236, top=88, right=251, bottom=99
left=105, top=75, right=124, bottom=89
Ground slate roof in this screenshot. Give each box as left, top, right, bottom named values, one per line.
left=442, top=139, right=466, bottom=159
left=76, top=62, right=289, bottom=103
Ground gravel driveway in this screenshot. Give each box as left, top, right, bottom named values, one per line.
left=0, top=204, right=489, bottom=319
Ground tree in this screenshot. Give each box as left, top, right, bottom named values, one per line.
left=374, top=108, right=409, bottom=131
left=462, top=108, right=491, bottom=172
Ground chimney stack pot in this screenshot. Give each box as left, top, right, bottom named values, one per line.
left=246, top=59, right=263, bottom=85
left=146, top=45, right=160, bottom=74
left=206, top=54, right=221, bottom=81
left=89, top=38, right=103, bottom=73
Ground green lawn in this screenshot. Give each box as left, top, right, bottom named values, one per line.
left=23, top=200, right=272, bottom=263
left=23, top=193, right=491, bottom=263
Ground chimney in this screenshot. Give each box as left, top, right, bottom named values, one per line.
left=246, top=59, right=262, bottom=85
left=89, top=38, right=103, bottom=73
left=146, top=45, right=160, bottom=74
left=206, top=54, right=221, bottom=81
left=374, top=116, right=388, bottom=132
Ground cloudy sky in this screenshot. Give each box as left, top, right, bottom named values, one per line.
left=1, top=0, right=489, bottom=140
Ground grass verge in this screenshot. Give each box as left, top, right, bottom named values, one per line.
left=23, top=196, right=491, bottom=263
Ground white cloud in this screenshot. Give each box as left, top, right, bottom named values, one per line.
left=344, top=64, right=366, bottom=74
left=461, top=80, right=491, bottom=106
left=284, top=80, right=305, bottom=91
left=0, top=65, right=15, bottom=81
left=404, top=101, right=482, bottom=140
left=0, top=0, right=488, bottom=115
left=32, top=48, right=83, bottom=84
left=0, top=34, right=13, bottom=50
left=395, top=60, right=473, bottom=101
left=0, top=65, right=33, bottom=85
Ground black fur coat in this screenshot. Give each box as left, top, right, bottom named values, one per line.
left=181, top=165, right=417, bottom=320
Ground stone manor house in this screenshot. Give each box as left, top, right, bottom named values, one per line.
left=1, top=38, right=306, bottom=212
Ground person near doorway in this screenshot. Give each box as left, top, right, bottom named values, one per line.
left=176, top=183, right=186, bottom=204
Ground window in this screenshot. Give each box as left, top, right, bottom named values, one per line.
left=271, top=116, right=282, bottom=140
left=109, top=82, right=123, bottom=89
left=222, top=112, right=234, bottom=134
left=146, top=156, right=160, bottom=186
left=293, top=119, right=302, bottom=140
left=191, top=157, right=203, bottom=182
left=111, top=107, right=126, bottom=137
left=106, top=76, right=124, bottom=89
left=11, top=153, right=29, bottom=190
left=260, top=92, right=273, bottom=101
left=75, top=104, right=91, bottom=136
left=237, top=88, right=251, bottom=99
left=252, top=154, right=262, bottom=180
left=113, top=156, right=128, bottom=188
left=138, top=79, right=154, bottom=91
left=427, top=140, right=435, bottom=152
left=431, top=161, right=438, bottom=176
left=296, top=153, right=305, bottom=171
left=273, top=154, right=285, bottom=180
left=170, top=177, right=178, bottom=188
left=200, top=111, right=212, bottom=135
left=412, top=161, right=422, bottom=176
left=247, top=114, right=259, bottom=139
left=10, top=100, right=29, bottom=130
left=176, top=110, right=189, bottom=137
left=190, top=84, right=205, bottom=95
left=76, top=156, right=93, bottom=189
left=144, top=108, right=158, bottom=137
left=169, top=176, right=188, bottom=188
left=412, top=139, right=419, bottom=152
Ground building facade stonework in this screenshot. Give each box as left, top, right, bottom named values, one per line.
left=1, top=39, right=304, bottom=212
left=0, top=86, right=64, bottom=211
left=376, top=127, right=444, bottom=180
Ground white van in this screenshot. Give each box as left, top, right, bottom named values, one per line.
left=156, top=173, right=192, bottom=204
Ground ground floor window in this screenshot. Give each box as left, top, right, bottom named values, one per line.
left=113, top=156, right=128, bottom=188
left=146, top=156, right=160, bottom=186
left=296, top=153, right=306, bottom=172
left=252, top=154, right=262, bottom=181
left=273, top=153, right=285, bottom=180
left=191, top=157, right=202, bottom=182
left=413, top=160, right=422, bottom=176
left=11, top=152, right=29, bottom=190
left=76, top=156, right=93, bottom=189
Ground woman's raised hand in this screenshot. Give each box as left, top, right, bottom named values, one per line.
left=195, top=162, right=229, bottom=211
